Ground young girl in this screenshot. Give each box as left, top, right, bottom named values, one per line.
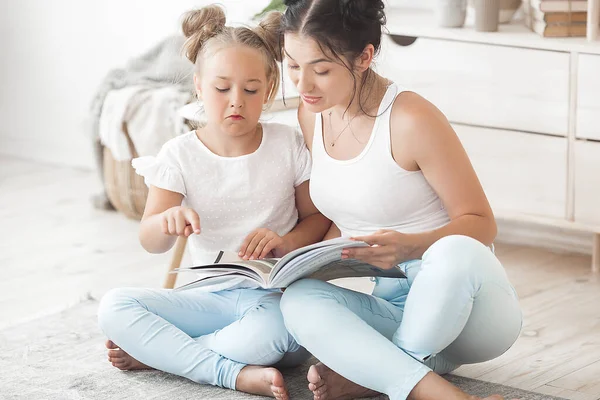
left=97, top=6, right=329, bottom=400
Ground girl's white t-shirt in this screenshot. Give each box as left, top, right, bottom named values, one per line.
left=132, top=122, right=312, bottom=291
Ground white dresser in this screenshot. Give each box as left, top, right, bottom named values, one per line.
left=267, top=9, right=600, bottom=270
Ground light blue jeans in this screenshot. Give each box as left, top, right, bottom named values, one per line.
left=280, top=235, right=523, bottom=400
left=97, top=287, right=309, bottom=389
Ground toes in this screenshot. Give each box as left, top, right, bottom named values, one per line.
left=307, top=365, right=321, bottom=382
left=314, top=392, right=328, bottom=400
left=308, top=379, right=326, bottom=391
left=314, top=385, right=328, bottom=397
left=107, top=349, right=124, bottom=358
left=111, top=361, right=128, bottom=370
left=272, top=387, right=289, bottom=400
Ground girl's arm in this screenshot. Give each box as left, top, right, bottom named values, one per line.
left=239, top=181, right=331, bottom=260
left=323, top=222, right=341, bottom=240
left=282, top=180, right=331, bottom=251
left=139, top=186, right=200, bottom=254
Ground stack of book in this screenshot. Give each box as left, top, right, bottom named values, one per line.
left=524, top=0, right=588, bottom=37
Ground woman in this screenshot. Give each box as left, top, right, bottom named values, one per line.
left=272, top=1, right=523, bottom=399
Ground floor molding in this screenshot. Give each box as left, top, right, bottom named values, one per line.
left=496, top=217, right=593, bottom=256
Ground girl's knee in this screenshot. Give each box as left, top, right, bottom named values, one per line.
left=97, top=287, right=140, bottom=334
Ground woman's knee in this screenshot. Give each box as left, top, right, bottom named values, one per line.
left=422, top=235, right=503, bottom=281
left=280, top=279, right=333, bottom=316
left=280, top=279, right=340, bottom=337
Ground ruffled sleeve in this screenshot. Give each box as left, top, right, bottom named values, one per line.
left=132, top=145, right=186, bottom=196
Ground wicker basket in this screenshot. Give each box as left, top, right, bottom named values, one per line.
left=103, top=122, right=148, bottom=220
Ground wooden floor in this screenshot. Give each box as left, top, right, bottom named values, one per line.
left=1, top=155, right=599, bottom=400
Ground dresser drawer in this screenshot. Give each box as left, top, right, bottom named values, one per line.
left=378, top=35, right=570, bottom=136
left=453, top=124, right=568, bottom=219
left=576, top=54, right=600, bottom=141
left=574, top=140, right=600, bottom=225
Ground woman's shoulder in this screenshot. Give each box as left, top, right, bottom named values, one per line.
left=390, top=90, right=448, bottom=137
left=389, top=88, right=458, bottom=163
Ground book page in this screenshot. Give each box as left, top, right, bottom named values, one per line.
left=269, top=242, right=405, bottom=288
left=183, top=251, right=278, bottom=285
left=270, top=238, right=362, bottom=279
left=174, top=273, right=261, bottom=292
left=307, top=259, right=406, bottom=282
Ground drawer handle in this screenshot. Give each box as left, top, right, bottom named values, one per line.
left=388, top=34, right=418, bottom=47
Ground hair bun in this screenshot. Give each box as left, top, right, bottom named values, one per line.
left=340, top=0, right=386, bottom=31
left=181, top=5, right=226, bottom=63
left=256, top=11, right=284, bottom=62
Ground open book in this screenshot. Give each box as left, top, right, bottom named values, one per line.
left=174, top=237, right=407, bottom=291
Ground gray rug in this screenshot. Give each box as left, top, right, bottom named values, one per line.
left=0, top=299, right=565, bottom=400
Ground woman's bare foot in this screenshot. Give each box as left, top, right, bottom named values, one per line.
left=409, top=372, right=516, bottom=400
left=105, top=340, right=151, bottom=371
left=307, top=363, right=379, bottom=400
left=236, top=366, right=289, bottom=400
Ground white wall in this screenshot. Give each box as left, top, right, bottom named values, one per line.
left=0, top=0, right=270, bottom=169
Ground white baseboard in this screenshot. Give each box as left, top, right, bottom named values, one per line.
left=496, top=218, right=594, bottom=256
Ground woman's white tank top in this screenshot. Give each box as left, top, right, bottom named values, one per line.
left=309, top=83, right=451, bottom=237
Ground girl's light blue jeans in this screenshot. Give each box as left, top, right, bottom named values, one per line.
left=280, top=235, right=523, bottom=400
left=97, top=287, right=308, bottom=390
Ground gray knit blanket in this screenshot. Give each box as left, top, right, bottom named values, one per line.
left=87, top=35, right=194, bottom=142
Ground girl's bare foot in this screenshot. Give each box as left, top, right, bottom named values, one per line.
left=236, top=365, right=289, bottom=400
left=105, top=340, right=151, bottom=371
left=307, top=363, right=379, bottom=400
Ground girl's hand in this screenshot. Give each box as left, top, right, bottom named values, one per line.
left=239, top=228, right=287, bottom=260
left=342, top=230, right=417, bottom=270
left=160, top=206, right=201, bottom=237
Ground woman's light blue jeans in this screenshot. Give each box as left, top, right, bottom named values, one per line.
left=97, top=287, right=308, bottom=390
left=280, top=235, right=523, bottom=400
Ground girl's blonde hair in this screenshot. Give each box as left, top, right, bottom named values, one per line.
left=182, top=5, right=283, bottom=108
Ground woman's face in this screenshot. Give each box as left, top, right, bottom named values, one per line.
left=284, top=33, right=356, bottom=113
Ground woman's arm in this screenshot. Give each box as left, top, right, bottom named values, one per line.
left=139, top=186, right=199, bottom=254
left=399, top=92, right=496, bottom=249
left=345, top=92, right=496, bottom=269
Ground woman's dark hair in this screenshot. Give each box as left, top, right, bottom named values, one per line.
left=281, top=0, right=386, bottom=115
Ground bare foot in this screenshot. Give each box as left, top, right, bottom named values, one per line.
left=105, top=340, right=151, bottom=371
left=235, top=365, right=289, bottom=400
left=307, top=363, right=379, bottom=400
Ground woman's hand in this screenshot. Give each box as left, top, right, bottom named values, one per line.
left=239, top=228, right=288, bottom=260
left=160, top=206, right=201, bottom=237
left=342, top=230, right=418, bottom=270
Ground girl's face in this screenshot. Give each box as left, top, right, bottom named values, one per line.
left=195, top=45, right=271, bottom=136
left=284, top=33, right=356, bottom=113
